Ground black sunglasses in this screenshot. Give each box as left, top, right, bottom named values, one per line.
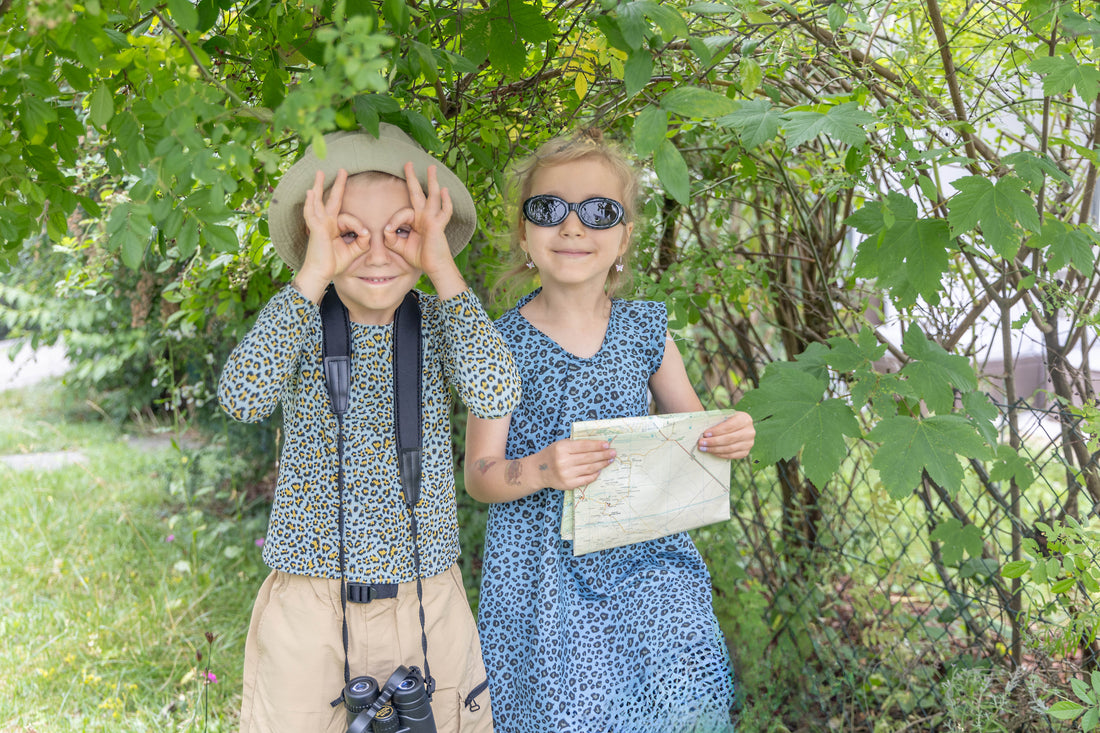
left=522, top=195, right=626, bottom=230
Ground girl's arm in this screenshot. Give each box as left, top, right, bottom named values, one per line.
left=649, top=332, right=756, bottom=460
left=464, top=414, right=617, bottom=504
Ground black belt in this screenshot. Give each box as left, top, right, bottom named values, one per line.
left=346, top=582, right=398, bottom=603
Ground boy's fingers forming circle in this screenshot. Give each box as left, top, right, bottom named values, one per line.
left=336, top=213, right=366, bottom=243
left=404, top=162, right=426, bottom=207
left=325, top=169, right=349, bottom=216
left=439, top=187, right=453, bottom=219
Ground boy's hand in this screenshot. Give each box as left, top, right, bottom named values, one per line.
left=385, top=162, right=466, bottom=299
left=294, top=168, right=369, bottom=302
left=697, top=411, right=755, bottom=460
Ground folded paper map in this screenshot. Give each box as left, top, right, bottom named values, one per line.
left=563, top=410, right=735, bottom=555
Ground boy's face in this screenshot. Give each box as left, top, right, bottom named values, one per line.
left=332, top=174, right=422, bottom=325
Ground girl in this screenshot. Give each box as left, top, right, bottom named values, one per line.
left=464, top=130, right=755, bottom=732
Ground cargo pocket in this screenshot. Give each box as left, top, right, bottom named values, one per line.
left=458, top=678, right=493, bottom=732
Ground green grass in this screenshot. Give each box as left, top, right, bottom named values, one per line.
left=0, top=381, right=268, bottom=732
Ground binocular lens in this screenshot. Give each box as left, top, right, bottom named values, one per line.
left=344, top=676, right=380, bottom=715
left=392, top=675, right=433, bottom=724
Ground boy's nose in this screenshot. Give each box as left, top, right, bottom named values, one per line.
left=363, top=231, right=389, bottom=261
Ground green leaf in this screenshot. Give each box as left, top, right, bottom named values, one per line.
left=1003, top=151, right=1072, bottom=190
left=1062, top=9, right=1100, bottom=45
left=737, top=362, right=861, bottom=486
left=989, top=443, right=1036, bottom=491
left=1000, top=559, right=1031, bottom=579
left=739, top=58, right=762, bottom=95
left=718, top=100, right=781, bottom=149
left=623, top=51, right=653, bottom=97
left=661, top=86, right=738, bottom=119
left=962, top=391, right=999, bottom=445
left=654, top=139, right=690, bottom=205
left=948, top=175, right=1039, bottom=258
left=203, top=223, right=238, bottom=252
left=1051, top=577, right=1076, bottom=594
left=782, top=102, right=873, bottom=148
left=165, top=0, right=199, bottom=31
left=633, top=106, right=667, bottom=157
left=851, top=193, right=952, bottom=307
left=1035, top=218, right=1097, bottom=274
left=488, top=14, right=527, bottom=79
left=382, top=0, right=410, bottom=33
left=1083, top=706, right=1099, bottom=732
left=636, top=1, right=689, bottom=40
left=19, top=95, right=58, bottom=146
left=1029, top=54, right=1100, bottom=100
left=173, top=218, right=199, bottom=259
left=120, top=225, right=146, bottom=269
left=827, top=2, right=848, bottom=32
left=1048, top=700, right=1084, bottom=721
left=410, top=41, right=439, bottom=84
left=512, top=0, right=554, bottom=44
left=88, top=84, right=115, bottom=129
left=461, top=11, right=491, bottom=65
left=615, top=2, right=649, bottom=49
left=930, top=518, right=984, bottom=565
left=898, top=323, right=977, bottom=414
left=1072, top=676, right=1096, bottom=703
left=866, top=415, right=990, bottom=499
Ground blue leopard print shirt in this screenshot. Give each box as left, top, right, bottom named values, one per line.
left=218, top=285, right=520, bottom=584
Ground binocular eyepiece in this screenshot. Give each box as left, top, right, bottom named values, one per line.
left=344, top=666, right=436, bottom=733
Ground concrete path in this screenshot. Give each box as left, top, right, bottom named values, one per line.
left=0, top=338, right=86, bottom=472
left=0, top=338, right=71, bottom=391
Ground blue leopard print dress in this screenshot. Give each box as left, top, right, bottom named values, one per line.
left=478, top=289, right=736, bottom=733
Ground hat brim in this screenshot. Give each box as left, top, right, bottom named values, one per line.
left=268, top=126, right=477, bottom=270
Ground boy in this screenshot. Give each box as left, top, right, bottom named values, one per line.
left=218, top=125, right=518, bottom=732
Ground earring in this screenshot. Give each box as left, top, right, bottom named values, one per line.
left=615, top=257, right=624, bottom=273
left=525, top=254, right=535, bottom=269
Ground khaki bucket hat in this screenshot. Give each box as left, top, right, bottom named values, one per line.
left=268, top=125, right=477, bottom=270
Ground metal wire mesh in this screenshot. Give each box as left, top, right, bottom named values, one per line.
left=683, top=343, right=1100, bottom=731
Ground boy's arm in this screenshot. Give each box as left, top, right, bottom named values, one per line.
left=217, top=286, right=314, bottom=423
left=435, top=290, right=521, bottom=418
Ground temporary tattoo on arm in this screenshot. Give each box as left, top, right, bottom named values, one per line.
left=474, top=458, right=497, bottom=475
left=538, top=463, right=548, bottom=472
left=505, top=461, right=522, bottom=486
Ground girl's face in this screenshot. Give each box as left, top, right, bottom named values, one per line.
left=520, top=158, right=633, bottom=292
left=332, top=175, right=422, bottom=325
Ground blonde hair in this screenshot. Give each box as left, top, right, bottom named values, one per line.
left=498, top=128, right=639, bottom=300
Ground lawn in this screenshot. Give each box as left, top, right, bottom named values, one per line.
left=0, top=381, right=268, bottom=731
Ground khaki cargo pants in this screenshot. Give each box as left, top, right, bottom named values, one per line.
left=239, top=563, right=493, bottom=732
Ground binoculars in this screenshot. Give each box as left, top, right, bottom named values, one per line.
left=344, top=666, right=436, bottom=733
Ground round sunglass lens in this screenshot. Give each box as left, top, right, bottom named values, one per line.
left=526, top=196, right=567, bottom=226
left=580, top=199, right=622, bottom=228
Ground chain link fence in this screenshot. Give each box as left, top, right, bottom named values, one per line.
left=684, top=345, right=1100, bottom=730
